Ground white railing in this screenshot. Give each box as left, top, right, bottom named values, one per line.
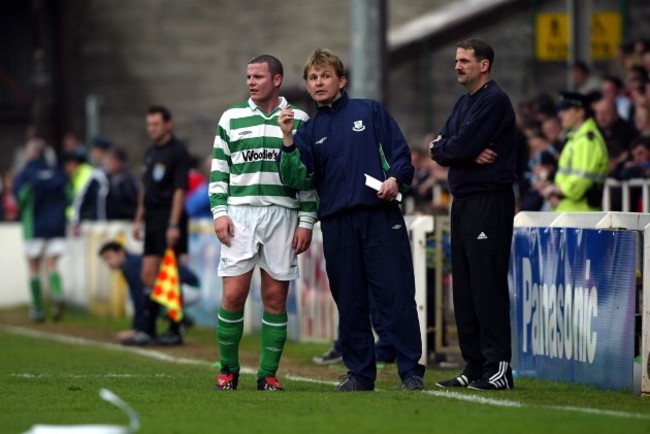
left=603, top=178, right=650, bottom=213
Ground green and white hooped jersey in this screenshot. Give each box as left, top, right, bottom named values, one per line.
left=209, top=97, right=317, bottom=229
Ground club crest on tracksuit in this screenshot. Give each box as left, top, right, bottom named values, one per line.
left=352, top=120, right=366, bottom=132
left=153, top=163, right=166, bottom=181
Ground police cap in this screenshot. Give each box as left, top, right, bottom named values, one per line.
left=557, top=91, right=591, bottom=111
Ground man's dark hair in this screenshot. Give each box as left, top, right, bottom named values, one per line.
left=571, top=60, right=590, bottom=74
left=107, top=147, right=128, bottom=163
left=249, top=54, right=284, bottom=77
left=98, top=240, right=125, bottom=256
left=631, top=135, right=650, bottom=151
left=457, top=38, right=495, bottom=71
left=148, top=105, right=172, bottom=122
left=602, top=75, right=624, bottom=90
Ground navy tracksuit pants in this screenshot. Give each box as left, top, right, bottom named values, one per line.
left=321, top=206, right=425, bottom=388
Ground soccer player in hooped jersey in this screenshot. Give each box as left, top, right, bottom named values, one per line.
left=209, top=54, right=317, bottom=391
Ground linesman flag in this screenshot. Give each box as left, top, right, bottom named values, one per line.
left=151, top=248, right=183, bottom=322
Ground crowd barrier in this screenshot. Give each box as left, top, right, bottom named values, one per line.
left=603, top=178, right=650, bottom=213
left=0, top=215, right=434, bottom=365
left=511, top=211, right=650, bottom=395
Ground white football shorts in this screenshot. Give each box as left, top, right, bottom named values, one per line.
left=24, top=238, right=66, bottom=259
left=218, top=204, right=299, bottom=280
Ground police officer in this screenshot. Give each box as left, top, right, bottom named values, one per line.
left=542, top=92, right=609, bottom=211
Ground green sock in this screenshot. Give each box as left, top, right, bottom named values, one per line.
left=29, top=277, right=43, bottom=312
left=49, top=272, right=63, bottom=300
left=258, top=311, right=288, bottom=379
left=217, top=308, right=244, bottom=374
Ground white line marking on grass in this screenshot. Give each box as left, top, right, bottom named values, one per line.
left=548, top=405, right=650, bottom=420
left=284, top=374, right=337, bottom=386
left=426, top=390, right=524, bottom=407
left=10, top=373, right=173, bottom=379
left=4, top=325, right=649, bottom=420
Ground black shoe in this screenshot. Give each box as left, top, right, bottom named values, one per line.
left=121, top=331, right=155, bottom=346
left=313, top=347, right=342, bottom=365
left=435, top=373, right=476, bottom=388
left=214, top=372, right=239, bottom=391
left=401, top=375, right=425, bottom=391
left=468, top=363, right=514, bottom=391
left=335, top=374, right=373, bottom=392
left=257, top=376, right=284, bottom=391
left=52, top=300, right=65, bottom=323
left=157, top=330, right=183, bottom=346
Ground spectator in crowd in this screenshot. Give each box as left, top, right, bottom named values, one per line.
left=541, top=115, right=566, bottom=152
left=406, top=144, right=435, bottom=213
left=641, top=46, right=650, bottom=79
left=634, top=103, right=650, bottom=136
left=407, top=136, right=450, bottom=214
left=70, top=145, right=140, bottom=229
left=600, top=75, right=634, bottom=122
left=98, top=240, right=201, bottom=345
left=103, top=147, right=139, bottom=220
left=278, top=48, right=425, bottom=392
left=571, top=60, right=602, bottom=95
left=60, top=148, right=94, bottom=221
left=12, top=125, right=57, bottom=173
left=132, top=105, right=191, bottom=346
left=614, top=135, right=650, bottom=180
left=185, top=155, right=212, bottom=219
left=430, top=38, right=517, bottom=390
left=89, top=135, right=113, bottom=168
left=13, top=138, right=71, bottom=322
left=542, top=92, right=608, bottom=211
left=1, top=170, right=19, bottom=221
left=520, top=132, right=559, bottom=211
left=593, top=97, right=638, bottom=174
left=210, top=54, right=317, bottom=392
left=61, top=132, right=88, bottom=161
left=187, top=154, right=207, bottom=197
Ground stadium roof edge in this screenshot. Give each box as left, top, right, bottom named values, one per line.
left=387, top=0, right=524, bottom=52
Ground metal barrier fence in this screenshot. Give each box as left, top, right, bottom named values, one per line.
left=603, top=178, right=650, bottom=213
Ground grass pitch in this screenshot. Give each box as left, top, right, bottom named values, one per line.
left=1, top=309, right=649, bottom=434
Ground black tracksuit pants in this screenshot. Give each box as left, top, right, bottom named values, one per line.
left=450, top=190, right=514, bottom=377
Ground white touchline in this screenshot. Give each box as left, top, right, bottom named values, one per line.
left=4, top=325, right=649, bottom=421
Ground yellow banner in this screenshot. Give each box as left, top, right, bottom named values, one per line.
left=536, top=12, right=621, bottom=61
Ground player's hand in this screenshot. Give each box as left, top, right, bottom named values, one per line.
left=429, top=135, right=442, bottom=159
left=214, top=216, right=235, bottom=247
left=133, top=221, right=142, bottom=241
left=293, top=227, right=313, bottom=254
left=278, top=107, right=295, bottom=145
left=166, top=226, right=180, bottom=247
left=378, top=177, right=399, bottom=201
left=474, top=148, right=497, bottom=164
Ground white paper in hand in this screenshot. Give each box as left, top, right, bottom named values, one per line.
left=364, top=174, right=402, bottom=202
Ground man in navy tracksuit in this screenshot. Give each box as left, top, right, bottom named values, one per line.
left=277, top=48, right=425, bottom=391
left=431, top=38, right=516, bottom=390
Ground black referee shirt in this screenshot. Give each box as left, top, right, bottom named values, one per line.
left=142, top=135, right=190, bottom=210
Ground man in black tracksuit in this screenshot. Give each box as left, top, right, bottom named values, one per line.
left=431, top=38, right=517, bottom=390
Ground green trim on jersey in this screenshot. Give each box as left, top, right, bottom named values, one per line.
left=17, top=183, right=35, bottom=239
